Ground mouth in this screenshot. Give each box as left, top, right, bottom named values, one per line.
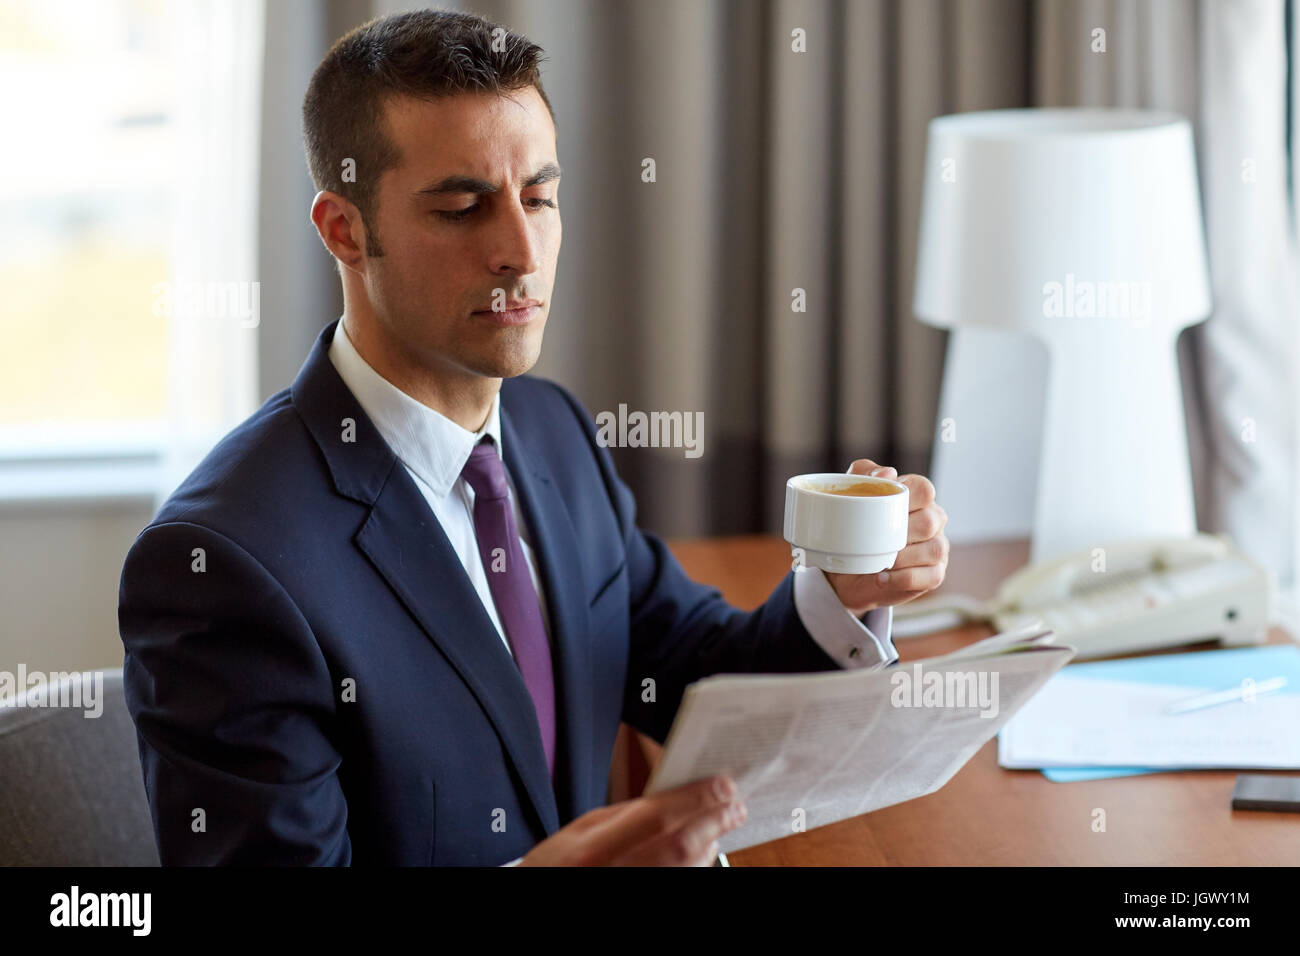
left=471, top=302, right=542, bottom=326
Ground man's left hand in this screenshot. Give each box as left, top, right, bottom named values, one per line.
left=821, top=459, right=949, bottom=616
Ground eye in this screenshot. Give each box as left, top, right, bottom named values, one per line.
left=435, top=197, right=556, bottom=223
left=436, top=205, right=478, bottom=222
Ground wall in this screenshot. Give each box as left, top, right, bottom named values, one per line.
left=0, top=500, right=153, bottom=673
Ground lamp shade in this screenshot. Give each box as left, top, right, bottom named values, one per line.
left=913, top=109, right=1211, bottom=332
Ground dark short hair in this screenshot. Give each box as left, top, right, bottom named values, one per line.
left=302, top=8, right=553, bottom=256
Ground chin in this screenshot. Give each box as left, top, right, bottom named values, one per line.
left=485, top=330, right=544, bottom=378
left=473, top=346, right=542, bottom=379
left=496, top=355, right=541, bottom=378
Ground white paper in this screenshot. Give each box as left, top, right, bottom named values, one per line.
left=644, top=628, right=1073, bottom=853
left=998, top=676, right=1300, bottom=769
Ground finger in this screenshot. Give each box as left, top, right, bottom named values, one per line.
left=906, top=504, right=947, bottom=544
left=584, top=775, right=737, bottom=862
left=888, top=534, right=949, bottom=570
left=899, top=474, right=936, bottom=510
left=845, top=459, right=884, bottom=476
left=616, top=798, right=747, bottom=867
left=562, top=801, right=622, bottom=833
left=877, top=562, right=946, bottom=594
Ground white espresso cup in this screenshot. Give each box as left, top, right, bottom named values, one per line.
left=783, top=473, right=909, bottom=574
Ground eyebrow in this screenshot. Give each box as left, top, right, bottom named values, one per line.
left=415, top=162, right=562, bottom=197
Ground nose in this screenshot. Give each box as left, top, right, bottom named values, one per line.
left=487, top=198, right=542, bottom=277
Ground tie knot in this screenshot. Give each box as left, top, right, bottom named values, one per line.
left=461, top=436, right=509, bottom=501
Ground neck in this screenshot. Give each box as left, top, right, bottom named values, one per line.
left=340, top=311, right=498, bottom=433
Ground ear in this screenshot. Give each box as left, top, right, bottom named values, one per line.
left=310, top=190, right=367, bottom=273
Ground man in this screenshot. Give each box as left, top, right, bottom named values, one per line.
left=118, top=9, right=948, bottom=867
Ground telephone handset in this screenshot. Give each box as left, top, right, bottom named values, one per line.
left=895, top=533, right=1274, bottom=659
left=996, top=534, right=1234, bottom=609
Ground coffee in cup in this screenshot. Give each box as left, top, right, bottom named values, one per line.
left=811, top=477, right=902, bottom=497
left=783, top=473, right=909, bottom=573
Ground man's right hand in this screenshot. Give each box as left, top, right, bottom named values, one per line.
left=518, top=775, right=747, bottom=866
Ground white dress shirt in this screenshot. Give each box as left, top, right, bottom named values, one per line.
left=327, top=316, right=897, bottom=671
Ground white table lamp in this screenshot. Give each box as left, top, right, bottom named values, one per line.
left=913, top=108, right=1213, bottom=563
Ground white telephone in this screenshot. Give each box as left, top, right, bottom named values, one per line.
left=894, top=534, right=1275, bottom=659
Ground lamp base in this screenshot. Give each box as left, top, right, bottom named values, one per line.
left=1031, top=321, right=1196, bottom=563
left=929, top=322, right=1198, bottom=564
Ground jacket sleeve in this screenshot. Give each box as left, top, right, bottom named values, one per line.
left=118, top=520, right=351, bottom=865
left=545, top=382, right=843, bottom=745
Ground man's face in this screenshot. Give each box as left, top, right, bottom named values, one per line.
left=360, top=86, right=561, bottom=381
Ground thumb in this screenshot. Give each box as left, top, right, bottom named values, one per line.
left=846, top=459, right=896, bottom=478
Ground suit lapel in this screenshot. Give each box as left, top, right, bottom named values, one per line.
left=355, top=470, right=562, bottom=837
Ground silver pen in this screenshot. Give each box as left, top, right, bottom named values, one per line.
left=1164, top=676, right=1288, bottom=715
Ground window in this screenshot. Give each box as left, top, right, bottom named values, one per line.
left=0, top=0, right=263, bottom=504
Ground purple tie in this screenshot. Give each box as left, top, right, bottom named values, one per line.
left=460, top=436, right=556, bottom=776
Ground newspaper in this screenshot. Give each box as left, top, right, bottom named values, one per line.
left=645, top=623, right=1074, bottom=853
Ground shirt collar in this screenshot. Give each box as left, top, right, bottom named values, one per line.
left=327, top=316, right=503, bottom=498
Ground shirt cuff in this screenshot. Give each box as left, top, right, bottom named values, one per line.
left=502, top=856, right=524, bottom=866
left=792, top=566, right=898, bottom=670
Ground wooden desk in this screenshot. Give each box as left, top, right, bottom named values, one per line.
left=614, top=534, right=1300, bottom=865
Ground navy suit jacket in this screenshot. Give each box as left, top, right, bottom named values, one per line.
left=118, top=318, right=844, bottom=865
